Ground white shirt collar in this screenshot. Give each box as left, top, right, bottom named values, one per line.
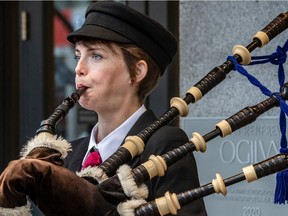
left=83, top=105, right=146, bottom=165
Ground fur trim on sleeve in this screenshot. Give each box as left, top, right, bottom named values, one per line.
left=117, top=199, right=147, bottom=216
left=76, top=165, right=109, bottom=184
left=117, top=165, right=148, bottom=199
left=19, top=134, right=71, bottom=159
left=0, top=201, right=32, bottom=216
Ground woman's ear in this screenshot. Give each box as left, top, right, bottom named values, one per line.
left=133, top=60, right=148, bottom=83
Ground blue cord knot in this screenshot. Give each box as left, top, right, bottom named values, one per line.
left=269, top=46, right=287, bottom=65
left=249, top=39, right=288, bottom=66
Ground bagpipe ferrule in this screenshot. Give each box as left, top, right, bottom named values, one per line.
left=232, top=45, right=252, bottom=65
left=253, top=31, right=270, bottom=47
left=212, top=173, right=227, bottom=195
left=155, top=192, right=180, bottom=216
left=170, top=97, right=189, bottom=117
left=242, top=164, right=258, bottom=183
left=186, top=86, right=203, bottom=103
left=123, top=136, right=145, bottom=158
left=190, top=132, right=206, bottom=152
left=215, top=120, right=232, bottom=137
left=142, top=155, right=167, bottom=179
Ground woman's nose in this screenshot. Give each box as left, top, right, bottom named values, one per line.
left=75, top=58, right=88, bottom=76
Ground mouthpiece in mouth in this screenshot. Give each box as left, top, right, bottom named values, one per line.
left=71, top=87, right=87, bottom=103
left=76, top=87, right=87, bottom=96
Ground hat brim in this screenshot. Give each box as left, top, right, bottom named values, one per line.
left=67, top=25, right=132, bottom=44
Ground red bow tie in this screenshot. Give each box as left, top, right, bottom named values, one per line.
left=82, top=149, right=102, bottom=169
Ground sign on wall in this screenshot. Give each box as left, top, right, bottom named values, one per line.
left=182, top=117, right=287, bottom=216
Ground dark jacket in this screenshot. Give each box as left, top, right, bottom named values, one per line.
left=64, top=110, right=207, bottom=216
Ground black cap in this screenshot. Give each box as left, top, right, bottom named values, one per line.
left=67, top=1, right=177, bottom=75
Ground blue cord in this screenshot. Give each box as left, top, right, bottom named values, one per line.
left=227, top=39, right=288, bottom=204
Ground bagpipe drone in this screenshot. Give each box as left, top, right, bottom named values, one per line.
left=0, top=11, right=287, bottom=216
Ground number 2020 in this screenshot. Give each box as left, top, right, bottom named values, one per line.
left=243, top=207, right=261, bottom=216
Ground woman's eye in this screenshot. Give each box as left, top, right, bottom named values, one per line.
left=74, top=55, right=80, bottom=62
left=92, top=53, right=103, bottom=60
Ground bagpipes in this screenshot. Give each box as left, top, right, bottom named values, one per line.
left=12, top=11, right=288, bottom=216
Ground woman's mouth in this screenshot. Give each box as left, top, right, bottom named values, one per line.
left=76, top=84, right=88, bottom=90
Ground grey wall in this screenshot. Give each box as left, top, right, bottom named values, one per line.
left=180, top=1, right=287, bottom=118
left=179, top=1, right=288, bottom=215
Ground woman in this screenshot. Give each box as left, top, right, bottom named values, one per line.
left=0, top=2, right=206, bottom=215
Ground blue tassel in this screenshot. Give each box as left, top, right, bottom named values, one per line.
left=274, top=168, right=288, bottom=204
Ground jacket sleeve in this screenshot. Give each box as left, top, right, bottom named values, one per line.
left=139, top=126, right=207, bottom=216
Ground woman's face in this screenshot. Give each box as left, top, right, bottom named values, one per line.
left=74, top=41, right=133, bottom=113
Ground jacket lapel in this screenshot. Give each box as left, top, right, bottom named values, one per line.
left=124, top=110, right=157, bottom=168
left=64, top=137, right=90, bottom=172
left=126, top=110, right=157, bottom=136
